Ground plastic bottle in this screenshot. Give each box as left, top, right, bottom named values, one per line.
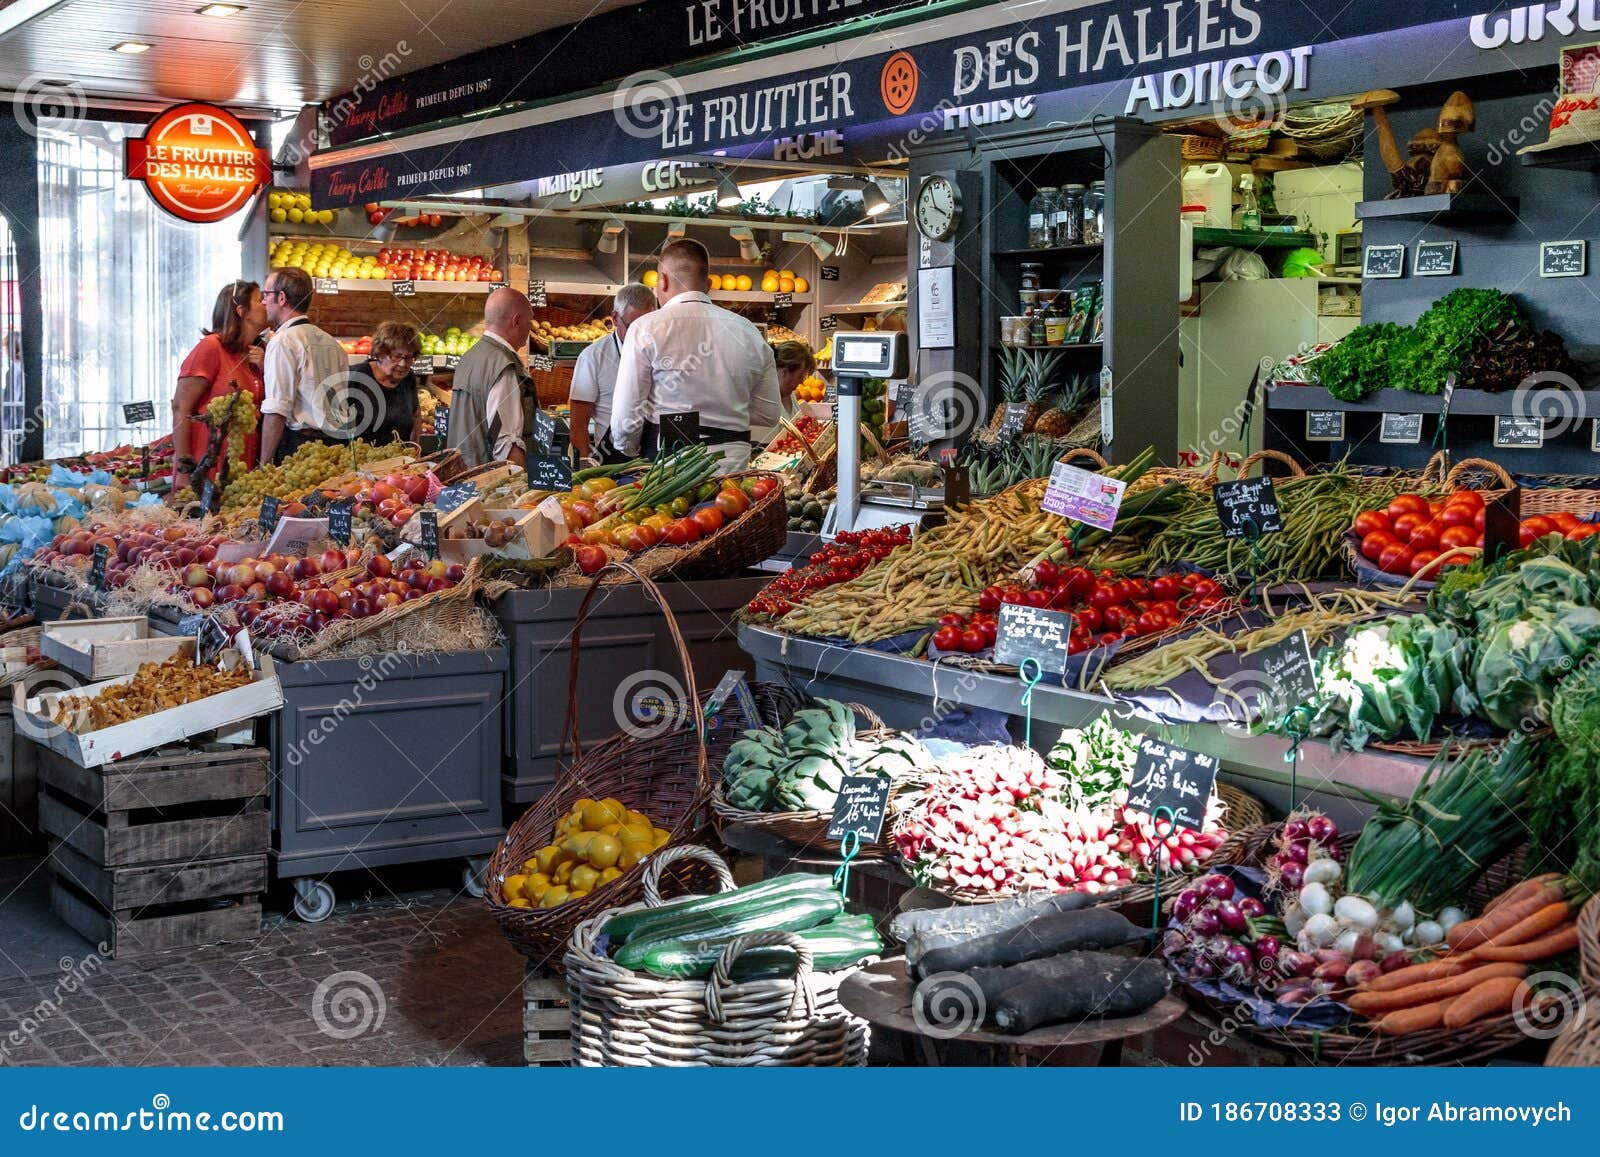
left=1239, top=173, right=1261, bottom=232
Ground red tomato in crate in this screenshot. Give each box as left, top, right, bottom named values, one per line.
left=1409, top=549, right=1441, bottom=577
left=1361, top=531, right=1397, bottom=562
left=932, top=626, right=961, bottom=652
left=1567, top=524, right=1600, bottom=540
left=1379, top=543, right=1414, bottom=574
left=959, top=628, right=986, bottom=653
left=1076, top=606, right=1103, bottom=633
left=1449, top=489, right=1485, bottom=510
left=1387, top=494, right=1430, bottom=521
left=691, top=507, right=725, bottom=535
left=1352, top=510, right=1391, bottom=538
left=1522, top=516, right=1556, bottom=539
left=1391, top=512, right=1427, bottom=539
left=977, top=620, right=997, bottom=646
left=1439, top=504, right=1476, bottom=528
left=1439, top=525, right=1478, bottom=551
left=1408, top=523, right=1441, bottom=552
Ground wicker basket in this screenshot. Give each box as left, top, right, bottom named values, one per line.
left=565, top=845, right=872, bottom=1066
left=1446, top=457, right=1600, bottom=519
left=802, top=423, right=889, bottom=498
left=485, top=566, right=797, bottom=971
left=658, top=470, right=788, bottom=581
left=1545, top=895, right=1600, bottom=1066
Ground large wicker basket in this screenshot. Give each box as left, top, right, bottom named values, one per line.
left=657, top=470, right=788, bottom=581
left=484, top=565, right=796, bottom=971
left=565, top=845, right=872, bottom=1066
left=1545, top=894, right=1600, bottom=1066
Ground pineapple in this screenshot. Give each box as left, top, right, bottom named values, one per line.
left=992, top=349, right=1064, bottom=432
left=1034, top=368, right=1094, bottom=438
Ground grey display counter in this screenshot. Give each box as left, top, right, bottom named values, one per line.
left=492, top=575, right=772, bottom=805
left=738, top=624, right=1430, bottom=829
left=755, top=531, right=824, bottom=574
left=27, top=573, right=101, bottom=622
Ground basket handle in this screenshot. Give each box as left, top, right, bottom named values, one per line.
left=859, top=422, right=891, bottom=469
left=561, top=562, right=707, bottom=794
left=1445, top=456, right=1515, bottom=492
left=1418, top=450, right=1452, bottom=487
left=1061, top=448, right=1110, bottom=470
left=703, top=929, right=816, bottom=1024
left=1200, top=451, right=1225, bottom=485
left=641, top=844, right=736, bottom=906
left=777, top=417, right=822, bottom=467
left=843, top=701, right=887, bottom=731
left=1237, top=449, right=1307, bottom=479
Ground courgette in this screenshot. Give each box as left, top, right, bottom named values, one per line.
left=623, top=919, right=884, bottom=980
left=602, top=874, right=838, bottom=945
left=613, top=892, right=845, bottom=967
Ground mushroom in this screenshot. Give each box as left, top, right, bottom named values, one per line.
left=1438, top=91, right=1477, bottom=136
left=1427, top=91, right=1476, bottom=195
left=1351, top=90, right=1405, bottom=178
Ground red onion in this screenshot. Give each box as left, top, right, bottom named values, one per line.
left=1189, top=908, right=1221, bottom=936
left=1279, top=950, right=1317, bottom=978
left=1215, top=900, right=1246, bottom=933
left=1189, top=956, right=1217, bottom=978
left=1200, top=874, right=1235, bottom=900
left=1307, top=814, right=1338, bottom=844
left=1238, top=896, right=1266, bottom=919
left=1379, top=950, right=1414, bottom=974
left=1286, top=839, right=1310, bottom=864
left=1254, top=935, right=1282, bottom=961
left=1278, top=861, right=1305, bottom=889
left=1282, top=818, right=1310, bottom=841
left=1173, top=889, right=1202, bottom=920
left=1223, top=942, right=1255, bottom=972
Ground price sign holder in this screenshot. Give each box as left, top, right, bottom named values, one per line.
left=1041, top=461, right=1126, bottom=532
left=1541, top=240, right=1587, bottom=278
left=820, top=314, right=839, bottom=332
left=88, top=543, right=109, bottom=592
left=1415, top=240, right=1458, bottom=277
left=702, top=669, right=757, bottom=729
left=533, top=408, right=557, bottom=452
left=1128, top=738, right=1220, bottom=835
left=436, top=481, right=478, bottom=515
left=1493, top=415, right=1545, bottom=449
left=1380, top=412, right=1424, bottom=444
left=314, top=277, right=340, bottom=295
left=530, top=352, right=555, bottom=373
left=433, top=402, right=450, bottom=441
left=527, top=280, right=547, bottom=308
left=1255, top=628, right=1319, bottom=806
left=327, top=500, right=354, bottom=547
left=1483, top=486, right=1522, bottom=565
left=1363, top=244, right=1405, bottom=279
left=1305, top=411, right=1346, bottom=442
left=820, top=265, right=840, bottom=281
left=196, top=616, right=231, bottom=666
left=391, top=279, right=417, bottom=298
left=259, top=496, right=281, bottom=535
left=997, top=402, right=1029, bottom=442
left=526, top=453, right=572, bottom=491
left=993, top=603, right=1074, bottom=675
left=773, top=292, right=793, bottom=309
left=1213, top=477, right=1283, bottom=540
left=420, top=510, right=439, bottom=558
left=826, top=775, right=893, bottom=844
left=122, top=400, right=157, bottom=423
left=199, top=479, right=217, bottom=516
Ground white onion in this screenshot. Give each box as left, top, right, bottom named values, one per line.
left=1299, top=882, right=1333, bottom=917
left=1334, top=928, right=1363, bottom=957
left=1438, top=906, right=1467, bottom=932
left=1374, top=932, right=1405, bottom=955
left=1303, top=858, right=1343, bottom=886
left=1413, top=920, right=1445, bottom=946
left=1390, top=900, right=1416, bottom=931
left=1284, top=905, right=1307, bottom=938
left=1334, top=894, right=1380, bottom=931
left=1302, top=913, right=1340, bottom=948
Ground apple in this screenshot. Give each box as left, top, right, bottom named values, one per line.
left=425, top=576, right=450, bottom=593
left=388, top=507, right=413, bottom=528
left=404, top=569, right=430, bottom=590
left=183, top=564, right=210, bottom=588
left=402, top=588, right=423, bottom=601
left=337, top=588, right=356, bottom=610
left=344, top=549, right=362, bottom=568
left=320, top=549, right=348, bottom=574
left=308, top=589, right=339, bottom=615
left=216, top=583, right=245, bottom=603
left=349, top=597, right=374, bottom=619
left=254, top=560, right=278, bottom=582
left=444, top=564, right=465, bottom=582
left=227, top=563, right=256, bottom=587
left=189, top=588, right=216, bottom=608
left=197, top=544, right=217, bottom=563
left=174, top=547, right=196, bottom=566
left=292, top=557, right=321, bottom=580
left=426, top=558, right=448, bottom=579
left=266, top=571, right=295, bottom=597
left=246, top=581, right=269, bottom=602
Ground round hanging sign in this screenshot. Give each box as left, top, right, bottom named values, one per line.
left=123, top=102, right=272, bottom=224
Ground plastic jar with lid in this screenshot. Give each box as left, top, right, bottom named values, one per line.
left=1028, top=187, right=1059, bottom=249
left=1057, top=184, right=1086, bottom=246
left=1083, top=182, right=1106, bottom=246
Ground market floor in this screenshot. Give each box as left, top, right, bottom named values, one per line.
left=0, top=857, right=526, bottom=1067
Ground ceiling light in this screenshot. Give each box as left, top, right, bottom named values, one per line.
left=829, top=176, right=891, bottom=217
left=783, top=231, right=835, bottom=262
left=678, top=164, right=743, bottom=210
left=112, top=40, right=152, bottom=53
left=197, top=3, right=245, bottom=15
left=729, top=226, right=760, bottom=262
left=596, top=217, right=625, bottom=254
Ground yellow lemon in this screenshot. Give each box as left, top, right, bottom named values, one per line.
left=561, top=832, right=595, bottom=858
left=526, top=872, right=551, bottom=891
left=569, top=888, right=590, bottom=900
left=508, top=897, right=531, bottom=909
left=534, top=845, right=563, bottom=875
left=623, top=808, right=651, bottom=827
left=570, top=865, right=599, bottom=892
left=599, top=823, right=622, bottom=836
left=503, top=874, right=527, bottom=902
left=580, top=800, right=620, bottom=830
left=599, top=867, right=623, bottom=884
left=586, top=833, right=621, bottom=869
left=539, top=886, right=569, bottom=908
left=554, top=861, right=575, bottom=884
left=599, top=797, right=629, bottom=819
left=642, top=269, right=659, bottom=287
left=619, top=847, right=643, bottom=870
left=270, top=207, right=287, bottom=223
left=761, top=274, right=780, bottom=293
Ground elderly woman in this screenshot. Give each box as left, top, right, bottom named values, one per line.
left=358, top=321, right=426, bottom=444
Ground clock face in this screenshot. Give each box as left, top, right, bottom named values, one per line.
left=916, top=176, right=960, bottom=241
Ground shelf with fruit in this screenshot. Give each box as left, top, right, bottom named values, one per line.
left=266, top=191, right=335, bottom=227
left=218, top=438, right=422, bottom=513
left=638, top=266, right=813, bottom=305
left=269, top=239, right=502, bottom=289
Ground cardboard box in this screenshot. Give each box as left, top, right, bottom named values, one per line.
left=41, top=617, right=190, bottom=680
left=439, top=504, right=564, bottom=564
left=14, top=657, right=283, bottom=769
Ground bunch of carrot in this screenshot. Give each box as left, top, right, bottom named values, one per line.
left=1346, top=873, right=1586, bottom=1036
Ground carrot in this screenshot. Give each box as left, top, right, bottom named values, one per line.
left=1451, top=893, right=1566, bottom=950
left=1377, top=997, right=1455, bottom=1035
left=1445, top=917, right=1482, bottom=950
left=1365, top=957, right=1472, bottom=992
left=1443, top=976, right=1528, bottom=1028
left=1483, top=873, right=1562, bottom=915
left=1473, top=924, right=1580, bottom=963
left=1347, top=962, right=1527, bottom=1015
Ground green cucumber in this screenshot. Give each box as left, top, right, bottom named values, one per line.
left=602, top=874, right=837, bottom=944
left=626, top=922, right=885, bottom=980
left=613, top=892, right=845, bottom=969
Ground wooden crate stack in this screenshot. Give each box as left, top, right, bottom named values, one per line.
left=38, top=744, right=269, bottom=959
left=524, top=965, right=571, bottom=1066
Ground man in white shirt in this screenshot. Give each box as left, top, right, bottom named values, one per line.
left=610, top=239, right=782, bottom=473
left=445, top=287, right=534, bottom=470
left=569, top=283, right=656, bottom=466
left=258, top=267, right=352, bottom=465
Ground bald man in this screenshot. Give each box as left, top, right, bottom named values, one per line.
left=611, top=238, right=781, bottom=473
left=447, top=287, right=534, bottom=469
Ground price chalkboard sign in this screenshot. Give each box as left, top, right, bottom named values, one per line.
left=1380, top=412, right=1425, bottom=444
left=258, top=496, right=281, bottom=535
left=820, top=314, right=839, bottom=331
left=820, top=265, right=840, bottom=281
left=526, top=453, right=573, bottom=491
left=527, top=279, right=547, bottom=308
left=122, top=400, right=156, bottom=423
left=533, top=408, right=556, bottom=451
left=488, top=281, right=510, bottom=292
left=992, top=603, right=1075, bottom=674
left=442, top=354, right=460, bottom=370
left=327, top=500, right=354, bottom=546
left=391, top=279, right=417, bottom=297
left=1494, top=415, right=1545, bottom=449
left=435, top=481, right=478, bottom=515
left=773, top=292, right=793, bottom=309
left=826, top=775, right=894, bottom=844
left=1305, top=411, right=1346, bottom=442
left=419, top=510, right=438, bottom=557
left=823, top=377, right=839, bottom=405
left=1254, top=629, right=1319, bottom=714
left=529, top=352, right=555, bottom=373
left=1363, top=244, right=1405, bottom=280
left=1128, top=738, right=1220, bottom=833
left=433, top=403, right=450, bottom=441
left=658, top=411, right=700, bottom=453
left=413, top=356, right=434, bottom=376
left=1592, top=420, right=1600, bottom=454
left=1415, top=240, right=1458, bottom=277
left=88, top=543, right=109, bottom=592
left=1213, top=477, right=1284, bottom=539
left=314, top=277, right=340, bottom=295
left=199, top=479, right=217, bottom=515
left=1541, top=240, right=1587, bottom=278
left=196, top=616, right=231, bottom=666
left=997, top=402, right=1030, bottom=442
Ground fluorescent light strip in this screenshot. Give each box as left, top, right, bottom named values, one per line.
left=0, top=0, right=71, bottom=39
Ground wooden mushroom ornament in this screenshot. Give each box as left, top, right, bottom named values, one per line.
left=1427, top=91, right=1476, bottom=195
left=1351, top=90, right=1407, bottom=193
left=1398, top=128, right=1441, bottom=198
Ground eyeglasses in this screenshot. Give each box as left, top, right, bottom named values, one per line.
left=261, top=289, right=286, bottom=299
left=379, top=354, right=416, bottom=366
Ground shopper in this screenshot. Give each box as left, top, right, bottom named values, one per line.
left=352, top=321, right=425, bottom=446
left=568, top=283, right=656, bottom=466
left=171, top=279, right=267, bottom=490
left=610, top=239, right=782, bottom=473
left=446, top=286, right=533, bottom=470
left=258, top=267, right=351, bottom=465
left=771, top=341, right=815, bottom=413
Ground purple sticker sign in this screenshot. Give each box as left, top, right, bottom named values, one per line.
left=1041, top=462, right=1126, bottom=532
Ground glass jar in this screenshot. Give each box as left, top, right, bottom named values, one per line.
left=1044, top=295, right=1068, bottom=346
left=1057, top=184, right=1086, bottom=246
left=1083, top=181, right=1106, bottom=246
left=1028, top=187, right=1059, bottom=249
left=1020, top=262, right=1042, bottom=293
left=1028, top=306, right=1047, bottom=347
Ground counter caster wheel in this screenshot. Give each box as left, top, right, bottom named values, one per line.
left=462, top=856, right=489, bottom=899
left=292, top=878, right=336, bottom=923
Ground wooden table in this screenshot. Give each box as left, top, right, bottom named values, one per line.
left=838, top=958, right=1187, bottom=1066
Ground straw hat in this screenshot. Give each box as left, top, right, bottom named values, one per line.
left=1520, top=41, right=1600, bottom=153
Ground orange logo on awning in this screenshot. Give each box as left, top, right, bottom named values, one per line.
left=124, top=103, right=271, bottom=224
left=880, top=51, right=919, bottom=117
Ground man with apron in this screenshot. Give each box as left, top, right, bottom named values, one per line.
left=569, top=283, right=656, bottom=467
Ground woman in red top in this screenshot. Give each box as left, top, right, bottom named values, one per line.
left=171, top=279, right=267, bottom=490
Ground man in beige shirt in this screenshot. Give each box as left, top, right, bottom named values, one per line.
left=446, top=288, right=534, bottom=470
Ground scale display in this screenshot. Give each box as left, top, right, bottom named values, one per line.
left=832, top=332, right=908, bottom=379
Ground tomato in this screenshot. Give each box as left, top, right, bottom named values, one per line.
left=937, top=613, right=965, bottom=629
left=1063, top=567, right=1095, bottom=598
left=1448, top=489, right=1485, bottom=510
left=1190, top=577, right=1222, bottom=600
left=1033, top=559, right=1061, bottom=587
left=1550, top=512, right=1582, bottom=533
left=691, top=507, right=725, bottom=535
left=1067, top=635, right=1089, bottom=656
left=1152, top=599, right=1182, bottom=622
left=1439, top=525, right=1478, bottom=550
left=625, top=524, right=661, bottom=552
left=580, top=527, right=618, bottom=547
left=1150, top=575, right=1182, bottom=601
left=748, top=477, right=778, bottom=501
left=1387, top=494, right=1430, bottom=521
left=575, top=545, right=607, bottom=575
left=1352, top=510, right=1391, bottom=538
left=1439, top=504, right=1476, bottom=528
left=1522, top=515, right=1556, bottom=539
left=1048, top=584, right=1075, bottom=609
left=1076, top=606, right=1103, bottom=633
left=1097, top=632, right=1121, bottom=647
left=977, top=586, right=1002, bottom=613
left=1428, top=500, right=1445, bottom=516
left=1101, top=605, right=1132, bottom=632
left=714, top=489, right=751, bottom=518
left=1361, top=531, right=1397, bottom=562
left=1519, top=523, right=1538, bottom=549
left=668, top=496, right=692, bottom=517
left=642, top=513, right=673, bottom=533
left=1088, top=584, right=1119, bottom=611
left=1407, top=522, right=1440, bottom=552
left=1379, top=543, right=1414, bottom=574
left=1409, top=549, right=1441, bottom=577
left=1135, top=611, right=1167, bottom=635
left=1474, top=508, right=1486, bottom=532
left=1568, top=524, right=1600, bottom=540
left=959, top=628, right=986, bottom=654
left=932, top=626, right=962, bottom=652
left=977, top=620, right=997, bottom=646
left=1391, top=512, right=1427, bottom=539
left=1021, top=589, right=1049, bottom=608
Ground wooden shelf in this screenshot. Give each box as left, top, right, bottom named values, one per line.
left=316, top=278, right=492, bottom=295
left=992, top=244, right=1105, bottom=260
left=1354, top=192, right=1518, bottom=225
left=824, top=301, right=906, bottom=314
left=1192, top=227, right=1316, bottom=250
left=711, top=290, right=814, bottom=305
left=1266, top=383, right=1600, bottom=416
left=994, top=343, right=1104, bottom=352
left=1521, top=141, right=1600, bottom=170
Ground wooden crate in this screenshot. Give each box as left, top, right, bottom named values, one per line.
left=0, top=714, right=40, bottom=854
left=50, top=874, right=262, bottom=960
left=524, top=967, right=571, bottom=1066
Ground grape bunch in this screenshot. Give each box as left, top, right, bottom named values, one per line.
left=205, top=390, right=259, bottom=473
left=221, top=438, right=397, bottom=510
